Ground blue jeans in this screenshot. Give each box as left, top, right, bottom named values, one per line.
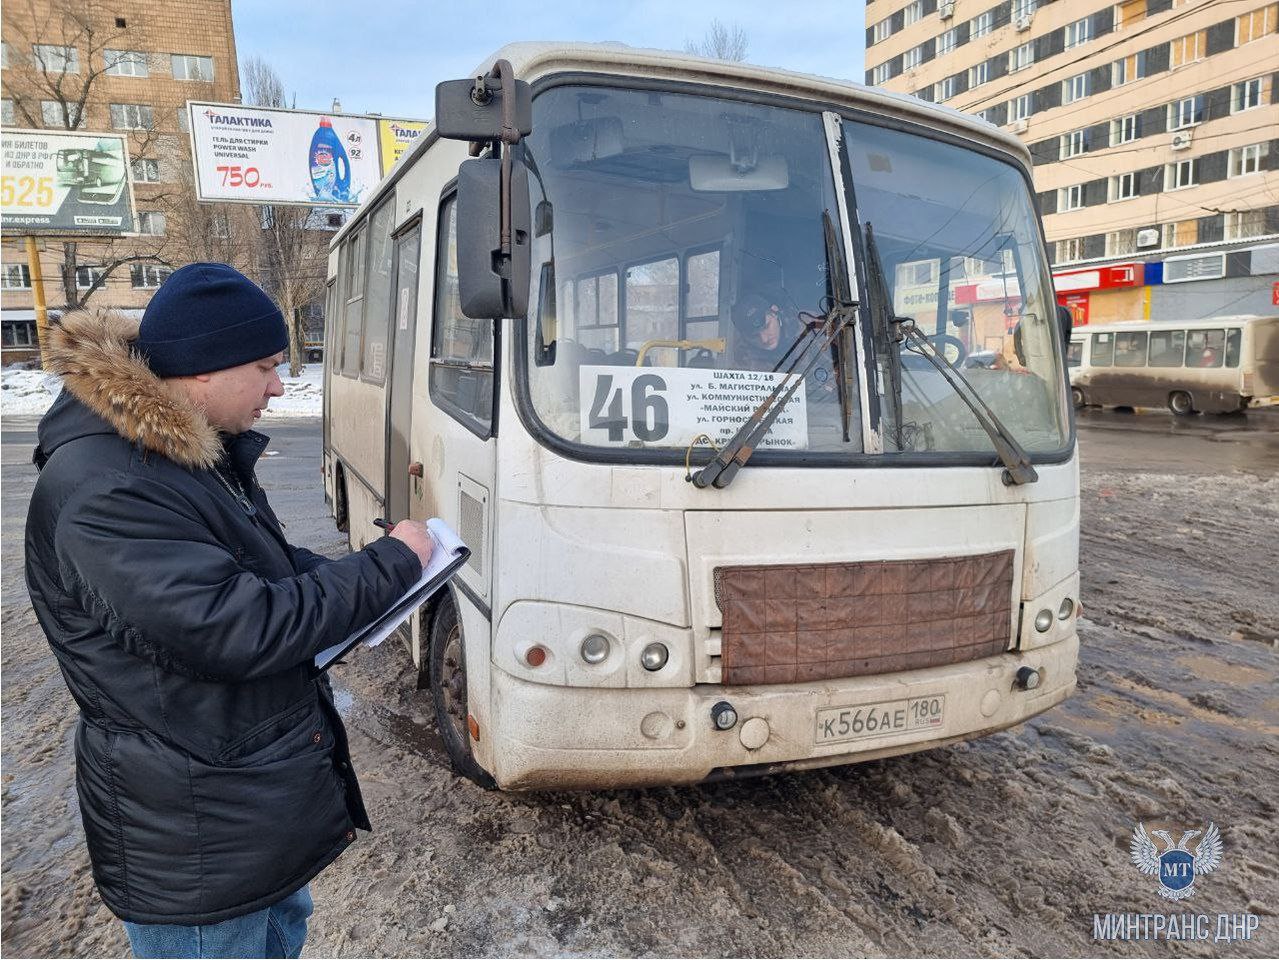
left=123, top=885, right=312, bottom=959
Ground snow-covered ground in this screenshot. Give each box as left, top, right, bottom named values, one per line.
left=1, top=363, right=323, bottom=418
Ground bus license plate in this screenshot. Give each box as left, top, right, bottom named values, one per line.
left=815, top=695, right=945, bottom=745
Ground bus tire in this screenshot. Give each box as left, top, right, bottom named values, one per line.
left=333, top=464, right=349, bottom=533
left=1071, top=387, right=1085, bottom=408
left=1168, top=391, right=1196, bottom=416
left=428, top=594, right=496, bottom=788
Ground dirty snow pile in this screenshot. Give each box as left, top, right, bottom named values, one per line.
left=1, top=364, right=324, bottom=418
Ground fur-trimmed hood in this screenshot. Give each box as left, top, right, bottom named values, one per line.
left=39, top=309, right=222, bottom=470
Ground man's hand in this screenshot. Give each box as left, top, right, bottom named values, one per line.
left=389, top=520, right=434, bottom=570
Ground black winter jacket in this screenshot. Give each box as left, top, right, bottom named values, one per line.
left=23, top=310, right=422, bottom=924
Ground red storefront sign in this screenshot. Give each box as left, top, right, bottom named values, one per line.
left=1053, top=262, right=1144, bottom=295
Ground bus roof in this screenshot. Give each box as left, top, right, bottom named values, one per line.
left=332, top=41, right=1030, bottom=249
left=1070, top=316, right=1271, bottom=337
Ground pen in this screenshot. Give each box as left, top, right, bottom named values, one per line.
left=373, top=517, right=395, bottom=532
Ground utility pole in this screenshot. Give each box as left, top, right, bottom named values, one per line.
left=24, top=236, right=50, bottom=370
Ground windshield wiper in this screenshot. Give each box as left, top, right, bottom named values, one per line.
left=692, top=212, right=858, bottom=490
left=862, top=223, right=904, bottom=450
left=862, top=224, right=1037, bottom=485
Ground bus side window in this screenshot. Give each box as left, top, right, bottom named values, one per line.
left=1225, top=328, right=1241, bottom=367
left=341, top=227, right=366, bottom=378
left=1147, top=329, right=1185, bottom=367
left=1066, top=340, right=1083, bottom=367
left=1114, top=332, right=1147, bottom=367
left=1187, top=329, right=1224, bottom=367
left=430, top=196, right=495, bottom=435
left=1091, top=332, right=1114, bottom=366
left=575, top=272, right=619, bottom=354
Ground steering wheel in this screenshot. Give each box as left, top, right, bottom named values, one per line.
left=929, top=333, right=968, bottom=368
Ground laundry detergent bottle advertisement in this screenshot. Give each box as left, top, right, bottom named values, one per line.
left=189, top=102, right=429, bottom=207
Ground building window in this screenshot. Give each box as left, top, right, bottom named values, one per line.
left=110, top=102, right=153, bottom=130
left=1106, top=229, right=1138, bottom=256
left=872, top=18, right=892, bottom=43
left=1012, top=0, right=1037, bottom=19
left=1060, top=129, right=1087, bottom=159
left=1, top=41, right=13, bottom=69
left=75, top=265, right=105, bottom=289
left=2, top=321, right=37, bottom=347
left=1167, top=95, right=1203, bottom=130
left=1167, top=220, right=1198, bottom=247
left=1112, top=51, right=1147, bottom=86
left=903, top=46, right=923, bottom=70
left=39, top=100, right=78, bottom=128
left=177, top=107, right=189, bottom=131
left=1056, top=238, right=1085, bottom=263
left=871, top=62, right=891, bottom=85
left=32, top=44, right=78, bottom=74
left=1169, top=30, right=1205, bottom=68
left=969, top=61, right=990, bottom=87
left=1232, top=77, right=1262, bottom=113
left=0, top=98, right=13, bottom=125
left=1229, top=143, right=1267, bottom=178
left=1012, top=41, right=1035, bottom=71
left=971, top=10, right=994, bottom=37
left=936, top=75, right=959, bottom=101
left=1116, top=0, right=1146, bottom=29
left=1064, top=17, right=1093, bottom=48
left=937, top=27, right=958, bottom=55
left=1063, top=72, right=1090, bottom=104
left=1236, top=6, right=1277, bottom=45
left=902, top=1, right=923, bottom=27
left=1111, top=113, right=1140, bottom=144
left=1110, top=172, right=1139, bottom=200
left=1224, top=210, right=1265, bottom=240
left=131, top=158, right=160, bottom=182
left=137, top=211, right=167, bottom=235
left=1167, top=159, right=1197, bottom=190
left=211, top=211, right=231, bottom=239
left=130, top=264, right=172, bottom=288
left=1, top=264, right=32, bottom=289
left=1010, top=93, right=1032, bottom=122
left=103, top=49, right=148, bottom=77
left=1059, top=184, right=1084, bottom=211
left=170, top=54, right=214, bottom=81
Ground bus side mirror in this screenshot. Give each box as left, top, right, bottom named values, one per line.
left=1056, top=304, right=1073, bottom=345
left=456, top=157, right=530, bottom=320
left=434, top=76, right=532, bottom=142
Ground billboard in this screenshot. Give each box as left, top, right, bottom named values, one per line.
left=188, top=102, right=427, bottom=207
left=378, top=119, right=429, bottom=175
left=1, top=128, right=137, bottom=233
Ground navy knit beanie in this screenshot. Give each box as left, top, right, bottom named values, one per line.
left=136, top=263, right=288, bottom=377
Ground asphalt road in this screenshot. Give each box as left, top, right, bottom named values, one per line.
left=3, top=411, right=1277, bottom=958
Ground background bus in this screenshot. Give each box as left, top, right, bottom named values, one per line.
left=322, top=43, right=1079, bottom=790
left=1069, top=316, right=1279, bottom=415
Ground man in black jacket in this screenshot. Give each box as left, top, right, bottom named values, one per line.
left=24, top=262, right=433, bottom=958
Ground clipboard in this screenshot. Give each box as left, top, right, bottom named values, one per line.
left=314, top=518, right=470, bottom=672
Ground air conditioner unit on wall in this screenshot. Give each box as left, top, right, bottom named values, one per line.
left=1170, top=130, right=1193, bottom=150
left=1014, top=14, right=1033, bottom=31
left=1010, top=118, right=1028, bottom=133
left=939, top=1, right=956, bottom=18
left=1137, top=228, right=1161, bottom=248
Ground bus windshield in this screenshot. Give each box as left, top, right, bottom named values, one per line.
left=521, top=83, right=1068, bottom=461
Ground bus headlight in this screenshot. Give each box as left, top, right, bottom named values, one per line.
left=1034, top=608, right=1054, bottom=632
left=640, top=642, right=669, bottom=671
left=579, top=634, right=610, bottom=665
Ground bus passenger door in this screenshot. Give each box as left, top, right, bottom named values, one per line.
left=385, top=223, right=422, bottom=522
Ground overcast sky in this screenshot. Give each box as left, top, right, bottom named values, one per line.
left=231, top=0, right=868, bottom=120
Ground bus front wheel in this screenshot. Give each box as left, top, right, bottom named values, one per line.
left=1071, top=387, right=1085, bottom=408
left=1168, top=391, right=1196, bottom=416
left=428, top=594, right=496, bottom=788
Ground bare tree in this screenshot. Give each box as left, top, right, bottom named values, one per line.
left=242, top=56, right=329, bottom=375
left=684, top=19, right=750, bottom=62
left=2, top=0, right=173, bottom=312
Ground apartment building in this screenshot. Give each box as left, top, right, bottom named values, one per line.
left=864, top=0, right=1279, bottom=324
left=1, top=0, right=241, bottom=362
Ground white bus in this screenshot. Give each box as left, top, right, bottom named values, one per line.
left=1068, top=316, right=1279, bottom=415
left=322, top=43, right=1080, bottom=790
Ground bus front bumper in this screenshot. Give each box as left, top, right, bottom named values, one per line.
left=484, top=633, right=1078, bottom=790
